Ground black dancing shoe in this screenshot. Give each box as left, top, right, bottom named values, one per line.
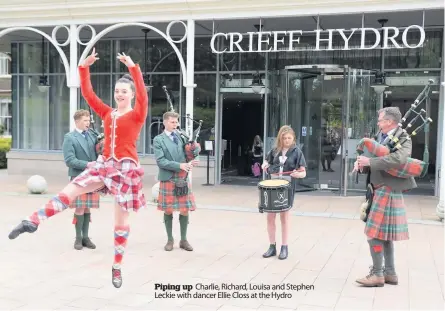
left=262, top=243, right=277, bottom=258
left=112, top=268, right=122, bottom=288
left=278, top=245, right=288, bottom=260
left=8, top=220, right=38, bottom=240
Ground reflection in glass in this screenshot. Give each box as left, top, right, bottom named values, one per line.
left=79, top=41, right=111, bottom=73
left=145, top=74, right=181, bottom=154
left=19, top=75, right=48, bottom=149
left=193, top=37, right=217, bottom=72
left=79, top=74, right=112, bottom=133
left=192, top=74, right=216, bottom=154
left=19, top=42, right=46, bottom=74
left=115, top=39, right=180, bottom=74
left=49, top=75, right=70, bottom=150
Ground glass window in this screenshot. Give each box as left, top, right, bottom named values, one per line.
left=11, top=75, right=18, bottom=148
left=49, top=44, right=70, bottom=74
left=18, top=75, right=49, bottom=149
left=192, top=74, right=216, bottom=152
left=193, top=37, right=217, bottom=72
left=268, top=29, right=443, bottom=70
left=49, top=75, right=70, bottom=150
left=145, top=74, right=181, bottom=154
left=115, top=38, right=180, bottom=74
left=19, top=42, right=46, bottom=74
left=11, top=43, right=18, bottom=74
left=79, top=40, right=111, bottom=73
left=79, top=74, right=112, bottom=133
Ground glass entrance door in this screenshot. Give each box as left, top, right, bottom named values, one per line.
left=265, top=65, right=375, bottom=194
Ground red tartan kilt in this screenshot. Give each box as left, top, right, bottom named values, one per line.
left=157, top=170, right=196, bottom=214
left=72, top=156, right=146, bottom=212
left=365, top=186, right=409, bottom=241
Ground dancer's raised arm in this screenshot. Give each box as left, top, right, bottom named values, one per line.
left=116, top=52, right=148, bottom=123
left=78, top=48, right=112, bottom=119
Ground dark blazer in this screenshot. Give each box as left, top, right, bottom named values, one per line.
left=62, top=130, right=98, bottom=178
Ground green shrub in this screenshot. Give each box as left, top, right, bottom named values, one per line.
left=0, top=137, right=11, bottom=169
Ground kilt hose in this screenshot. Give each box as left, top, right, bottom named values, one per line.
left=365, top=185, right=409, bottom=241
left=157, top=170, right=196, bottom=214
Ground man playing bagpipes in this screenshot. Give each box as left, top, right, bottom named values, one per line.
left=353, top=105, right=432, bottom=287
left=153, top=110, right=201, bottom=252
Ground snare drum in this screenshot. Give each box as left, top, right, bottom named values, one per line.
left=258, top=179, right=293, bottom=213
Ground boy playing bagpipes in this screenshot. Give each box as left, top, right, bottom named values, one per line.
left=153, top=88, right=202, bottom=252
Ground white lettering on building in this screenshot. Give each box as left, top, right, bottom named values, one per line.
left=210, top=26, right=425, bottom=53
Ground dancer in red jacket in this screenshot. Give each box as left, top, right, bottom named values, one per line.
left=8, top=48, right=148, bottom=288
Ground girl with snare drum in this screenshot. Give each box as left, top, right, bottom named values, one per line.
left=261, top=125, right=306, bottom=260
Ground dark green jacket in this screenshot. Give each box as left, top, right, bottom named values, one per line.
left=62, top=130, right=98, bottom=178
left=153, top=132, right=186, bottom=181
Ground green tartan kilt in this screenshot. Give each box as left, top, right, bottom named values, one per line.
left=364, top=186, right=409, bottom=241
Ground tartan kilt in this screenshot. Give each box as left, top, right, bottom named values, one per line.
left=70, top=192, right=100, bottom=209
left=157, top=170, right=196, bottom=214
left=71, top=155, right=146, bottom=212
left=357, top=138, right=428, bottom=178
left=364, top=185, right=409, bottom=241
left=69, top=176, right=100, bottom=209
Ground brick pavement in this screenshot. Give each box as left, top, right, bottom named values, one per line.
left=0, top=171, right=443, bottom=310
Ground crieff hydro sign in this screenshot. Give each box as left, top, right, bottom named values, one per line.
left=210, top=25, right=425, bottom=54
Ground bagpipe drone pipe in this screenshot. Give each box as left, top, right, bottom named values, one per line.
left=354, top=79, right=434, bottom=179
left=162, top=86, right=202, bottom=161
left=87, top=111, right=105, bottom=156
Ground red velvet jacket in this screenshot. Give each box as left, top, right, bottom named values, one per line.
left=79, top=64, right=148, bottom=164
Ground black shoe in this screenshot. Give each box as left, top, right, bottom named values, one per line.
left=74, top=237, right=83, bottom=250
left=82, top=237, right=96, bottom=249
left=262, top=243, right=277, bottom=258
left=112, top=268, right=122, bottom=288
left=278, top=245, right=288, bottom=260
left=8, top=220, right=38, bottom=240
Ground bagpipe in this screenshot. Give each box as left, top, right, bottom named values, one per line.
left=162, top=86, right=202, bottom=162
left=354, top=79, right=434, bottom=179
left=87, top=109, right=105, bottom=156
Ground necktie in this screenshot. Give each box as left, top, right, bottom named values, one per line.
left=171, top=132, right=178, bottom=145
left=380, top=133, right=387, bottom=144
left=82, top=130, right=88, bottom=138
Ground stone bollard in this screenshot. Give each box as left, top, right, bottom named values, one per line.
left=151, top=182, right=160, bottom=203
left=27, top=175, right=48, bottom=194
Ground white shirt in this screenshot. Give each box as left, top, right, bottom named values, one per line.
left=75, top=127, right=86, bottom=135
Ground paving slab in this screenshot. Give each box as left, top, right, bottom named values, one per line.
left=0, top=171, right=443, bottom=310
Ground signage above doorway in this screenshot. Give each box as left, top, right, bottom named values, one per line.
left=210, top=25, right=425, bottom=54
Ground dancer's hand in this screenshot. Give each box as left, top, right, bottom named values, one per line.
left=180, top=163, right=192, bottom=172
left=82, top=48, right=99, bottom=67
left=117, top=52, right=135, bottom=68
